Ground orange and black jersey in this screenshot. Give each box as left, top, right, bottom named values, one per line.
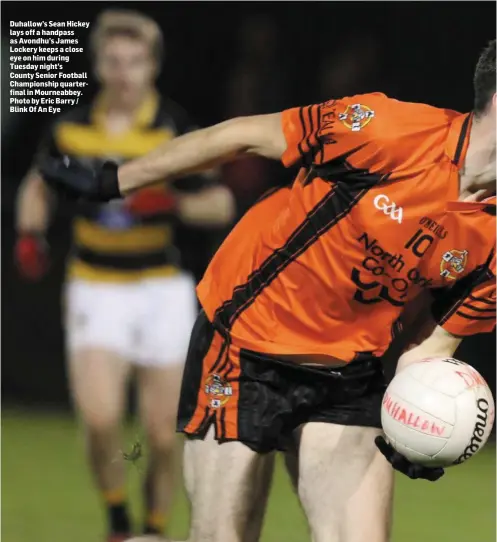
left=198, top=93, right=495, bottom=362
left=35, top=92, right=213, bottom=282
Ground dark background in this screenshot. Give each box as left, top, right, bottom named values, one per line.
left=2, top=1, right=496, bottom=407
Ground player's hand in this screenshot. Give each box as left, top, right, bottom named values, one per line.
left=125, top=188, right=178, bottom=218
left=375, top=435, right=445, bottom=481
left=15, top=233, right=49, bottom=280
left=39, top=156, right=121, bottom=202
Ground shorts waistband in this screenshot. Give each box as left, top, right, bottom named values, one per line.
left=240, top=348, right=383, bottom=379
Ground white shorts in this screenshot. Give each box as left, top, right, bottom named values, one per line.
left=65, top=273, right=197, bottom=366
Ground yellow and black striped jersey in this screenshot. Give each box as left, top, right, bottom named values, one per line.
left=35, top=91, right=211, bottom=282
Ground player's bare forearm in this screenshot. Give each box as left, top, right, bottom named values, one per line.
left=16, top=171, right=53, bottom=233
left=177, top=185, right=235, bottom=227
left=118, top=114, right=286, bottom=195
left=396, top=325, right=462, bottom=374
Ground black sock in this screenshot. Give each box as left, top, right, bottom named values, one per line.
left=108, top=503, right=131, bottom=534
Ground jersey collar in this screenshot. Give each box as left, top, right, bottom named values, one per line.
left=445, top=112, right=473, bottom=169
left=91, top=90, right=159, bottom=129
left=446, top=196, right=496, bottom=213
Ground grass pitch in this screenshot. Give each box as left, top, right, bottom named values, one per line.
left=2, top=409, right=495, bottom=542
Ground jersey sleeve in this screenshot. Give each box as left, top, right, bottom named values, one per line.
left=281, top=93, right=392, bottom=168
left=432, top=252, right=496, bottom=337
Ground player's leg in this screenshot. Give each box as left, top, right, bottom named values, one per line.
left=175, top=312, right=277, bottom=542
left=136, top=273, right=197, bottom=536
left=65, top=279, right=134, bottom=539
left=184, top=427, right=275, bottom=542
left=242, top=449, right=275, bottom=542
left=282, top=439, right=300, bottom=491
left=136, top=364, right=183, bottom=535
left=296, top=422, right=394, bottom=542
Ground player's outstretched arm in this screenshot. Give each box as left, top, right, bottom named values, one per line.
left=39, top=114, right=286, bottom=201
left=39, top=94, right=397, bottom=201
left=119, top=114, right=286, bottom=195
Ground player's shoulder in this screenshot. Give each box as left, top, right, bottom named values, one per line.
left=40, top=104, right=92, bottom=140
left=337, top=92, right=461, bottom=132
left=153, top=95, right=196, bottom=133
left=338, top=93, right=467, bottom=170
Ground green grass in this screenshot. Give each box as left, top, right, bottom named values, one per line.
left=2, top=409, right=495, bottom=542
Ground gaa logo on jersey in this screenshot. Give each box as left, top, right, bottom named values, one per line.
left=339, top=104, right=375, bottom=132
left=440, top=249, right=469, bottom=280
left=204, top=374, right=233, bottom=409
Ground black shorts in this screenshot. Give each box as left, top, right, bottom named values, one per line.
left=177, top=311, right=386, bottom=453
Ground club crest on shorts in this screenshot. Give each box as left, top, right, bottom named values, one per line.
left=440, top=249, right=468, bottom=280
left=204, top=374, right=233, bottom=409
left=338, top=103, right=375, bottom=132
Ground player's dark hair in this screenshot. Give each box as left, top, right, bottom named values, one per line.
left=473, top=39, right=496, bottom=116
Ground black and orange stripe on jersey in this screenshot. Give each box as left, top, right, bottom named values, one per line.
left=213, top=144, right=388, bottom=332
left=428, top=197, right=496, bottom=337
left=452, top=113, right=472, bottom=166
left=214, top=181, right=371, bottom=331
left=36, top=91, right=203, bottom=282
left=434, top=247, right=496, bottom=336
left=457, top=291, right=496, bottom=322
left=435, top=261, right=493, bottom=322
left=296, top=104, right=321, bottom=165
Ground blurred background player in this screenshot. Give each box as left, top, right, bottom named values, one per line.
left=14, top=9, right=234, bottom=541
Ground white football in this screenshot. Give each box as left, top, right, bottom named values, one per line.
left=381, top=358, right=495, bottom=468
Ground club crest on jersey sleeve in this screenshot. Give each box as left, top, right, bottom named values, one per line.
left=440, top=249, right=469, bottom=280
left=338, top=103, right=375, bottom=132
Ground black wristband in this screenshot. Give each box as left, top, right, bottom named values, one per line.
left=99, top=161, right=121, bottom=201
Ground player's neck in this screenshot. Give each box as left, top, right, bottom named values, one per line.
left=101, top=89, right=151, bottom=133
left=103, top=88, right=151, bottom=118
left=459, top=114, right=496, bottom=199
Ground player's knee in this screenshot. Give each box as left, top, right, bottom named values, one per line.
left=69, top=348, right=128, bottom=433
left=84, top=408, right=120, bottom=436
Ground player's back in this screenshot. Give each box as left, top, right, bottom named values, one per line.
left=200, top=185, right=293, bottom=302
left=198, top=93, right=489, bottom=362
